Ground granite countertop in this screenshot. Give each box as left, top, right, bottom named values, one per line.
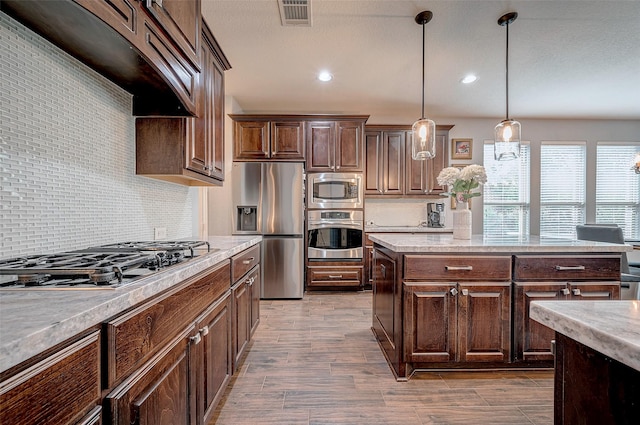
left=0, top=235, right=261, bottom=373
left=368, top=233, right=634, bottom=253
left=365, top=225, right=453, bottom=233
left=530, top=300, right=640, bottom=371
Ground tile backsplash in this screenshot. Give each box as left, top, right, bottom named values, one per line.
left=0, top=14, right=196, bottom=258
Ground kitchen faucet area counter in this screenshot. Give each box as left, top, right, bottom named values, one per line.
left=369, top=233, right=631, bottom=380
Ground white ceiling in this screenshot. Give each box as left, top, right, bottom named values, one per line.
left=202, top=0, right=640, bottom=124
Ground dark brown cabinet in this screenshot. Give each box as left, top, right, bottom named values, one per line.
left=306, top=262, right=364, bottom=289
left=306, top=118, right=367, bottom=172
left=1, top=0, right=207, bottom=116
left=104, top=261, right=231, bottom=425
left=231, top=118, right=305, bottom=161
left=365, top=130, right=404, bottom=195
left=364, top=125, right=452, bottom=197
left=0, top=331, right=101, bottom=425
left=512, top=254, right=620, bottom=363
left=135, top=20, right=230, bottom=186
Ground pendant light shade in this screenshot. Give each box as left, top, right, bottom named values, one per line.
left=494, top=12, right=521, bottom=161
left=411, top=11, right=436, bottom=160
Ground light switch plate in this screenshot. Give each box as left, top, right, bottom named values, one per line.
left=154, top=227, right=167, bottom=240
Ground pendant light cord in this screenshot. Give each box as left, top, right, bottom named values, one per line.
left=421, top=21, right=425, bottom=120
left=505, top=21, right=510, bottom=120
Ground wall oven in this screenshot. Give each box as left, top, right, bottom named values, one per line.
left=307, top=173, right=363, bottom=209
left=307, top=210, right=363, bottom=260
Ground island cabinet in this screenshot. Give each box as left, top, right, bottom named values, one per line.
left=135, top=20, right=231, bottom=186
left=1, top=0, right=203, bottom=116
left=104, top=260, right=232, bottom=425
left=364, top=125, right=452, bottom=197
left=0, top=330, right=102, bottom=425
left=403, top=255, right=512, bottom=367
left=306, top=118, right=368, bottom=172
left=231, top=117, right=305, bottom=161
left=230, top=244, right=261, bottom=373
left=512, top=254, right=620, bottom=363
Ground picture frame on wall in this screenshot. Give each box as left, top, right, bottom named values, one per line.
left=449, top=163, right=472, bottom=209
left=451, top=138, right=473, bottom=160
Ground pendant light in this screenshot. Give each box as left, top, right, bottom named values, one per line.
left=411, top=11, right=436, bottom=160
left=494, top=12, right=521, bottom=161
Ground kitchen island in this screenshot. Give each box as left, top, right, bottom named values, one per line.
left=369, top=233, right=632, bottom=380
left=0, top=235, right=261, bottom=425
left=530, top=300, right=640, bottom=424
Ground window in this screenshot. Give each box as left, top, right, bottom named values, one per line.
left=483, top=142, right=530, bottom=237
left=540, top=142, right=586, bottom=238
left=596, top=143, right=640, bottom=239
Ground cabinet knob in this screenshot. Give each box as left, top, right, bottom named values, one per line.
left=150, top=0, right=163, bottom=7
left=561, top=288, right=570, bottom=296
left=461, top=288, right=469, bottom=296
left=199, top=326, right=209, bottom=336
left=572, top=288, right=581, bottom=296
left=190, top=333, right=201, bottom=345
left=336, top=165, right=340, bottom=170
left=450, top=288, right=458, bottom=296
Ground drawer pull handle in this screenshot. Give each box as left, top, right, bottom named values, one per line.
left=380, top=264, right=386, bottom=279
left=555, top=265, right=585, bottom=271
left=328, top=275, right=343, bottom=279
left=190, top=333, right=201, bottom=345
left=242, top=257, right=255, bottom=265
left=199, top=326, right=209, bottom=336
left=450, top=288, right=459, bottom=296
left=445, top=265, right=473, bottom=271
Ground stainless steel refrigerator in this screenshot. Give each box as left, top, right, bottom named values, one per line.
left=232, top=162, right=304, bottom=299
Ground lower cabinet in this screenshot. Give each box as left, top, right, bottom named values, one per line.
left=0, top=330, right=102, bottom=425
left=404, top=281, right=511, bottom=364
left=104, top=260, right=232, bottom=425
left=306, top=262, right=363, bottom=289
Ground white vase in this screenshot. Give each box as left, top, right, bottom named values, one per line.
left=453, top=201, right=472, bottom=240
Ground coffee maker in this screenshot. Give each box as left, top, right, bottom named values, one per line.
left=427, top=202, right=445, bottom=228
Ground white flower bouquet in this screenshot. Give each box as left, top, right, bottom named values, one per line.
left=436, top=164, right=487, bottom=203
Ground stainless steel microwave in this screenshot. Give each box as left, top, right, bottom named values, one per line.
left=307, top=173, right=363, bottom=209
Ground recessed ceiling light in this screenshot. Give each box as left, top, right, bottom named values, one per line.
left=461, top=74, right=478, bottom=84
left=318, top=71, right=333, bottom=82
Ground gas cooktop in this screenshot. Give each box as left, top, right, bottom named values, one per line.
left=0, top=241, right=211, bottom=289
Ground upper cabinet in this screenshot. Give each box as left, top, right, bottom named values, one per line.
left=0, top=0, right=203, bottom=116
left=231, top=115, right=368, bottom=169
left=231, top=116, right=305, bottom=161
left=365, top=125, right=453, bottom=197
left=135, top=20, right=231, bottom=186
left=306, top=118, right=368, bottom=172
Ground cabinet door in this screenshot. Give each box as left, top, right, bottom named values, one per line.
left=0, top=331, right=101, bottom=425
left=457, top=282, right=511, bottom=363
left=210, top=56, right=225, bottom=179
left=514, top=282, right=567, bottom=362
left=382, top=131, right=404, bottom=194
left=364, top=131, right=383, bottom=194
left=270, top=121, right=305, bottom=160
left=306, top=121, right=336, bottom=171
left=196, top=293, right=232, bottom=425
left=569, top=282, right=620, bottom=300
left=234, top=121, right=270, bottom=160
left=143, top=0, right=201, bottom=68
left=186, top=36, right=209, bottom=177
left=403, top=282, right=457, bottom=363
left=105, top=328, right=196, bottom=425
left=425, top=132, right=448, bottom=193
left=75, top=0, right=136, bottom=39
left=335, top=121, right=363, bottom=172
left=405, top=132, right=428, bottom=194
left=232, top=280, right=251, bottom=372
left=372, top=250, right=401, bottom=367
left=248, top=266, right=261, bottom=336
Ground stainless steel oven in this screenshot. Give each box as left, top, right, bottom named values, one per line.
left=307, top=173, right=363, bottom=209
left=307, top=210, right=363, bottom=260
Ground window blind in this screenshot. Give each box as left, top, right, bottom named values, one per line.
left=540, top=143, right=586, bottom=238
left=483, top=142, right=530, bottom=236
left=596, top=143, right=640, bottom=239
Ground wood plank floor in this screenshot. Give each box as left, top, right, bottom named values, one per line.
left=211, top=291, right=553, bottom=424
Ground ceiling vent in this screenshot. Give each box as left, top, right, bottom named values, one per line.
left=278, top=0, right=312, bottom=27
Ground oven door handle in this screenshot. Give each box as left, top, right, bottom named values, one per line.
left=308, top=222, right=363, bottom=231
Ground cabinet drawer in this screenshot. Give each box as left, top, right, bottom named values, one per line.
left=231, top=244, right=261, bottom=282
left=307, top=266, right=362, bottom=287
left=105, top=261, right=230, bottom=387
left=514, top=255, right=620, bottom=281
left=0, top=331, right=101, bottom=425
left=404, top=255, right=511, bottom=281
